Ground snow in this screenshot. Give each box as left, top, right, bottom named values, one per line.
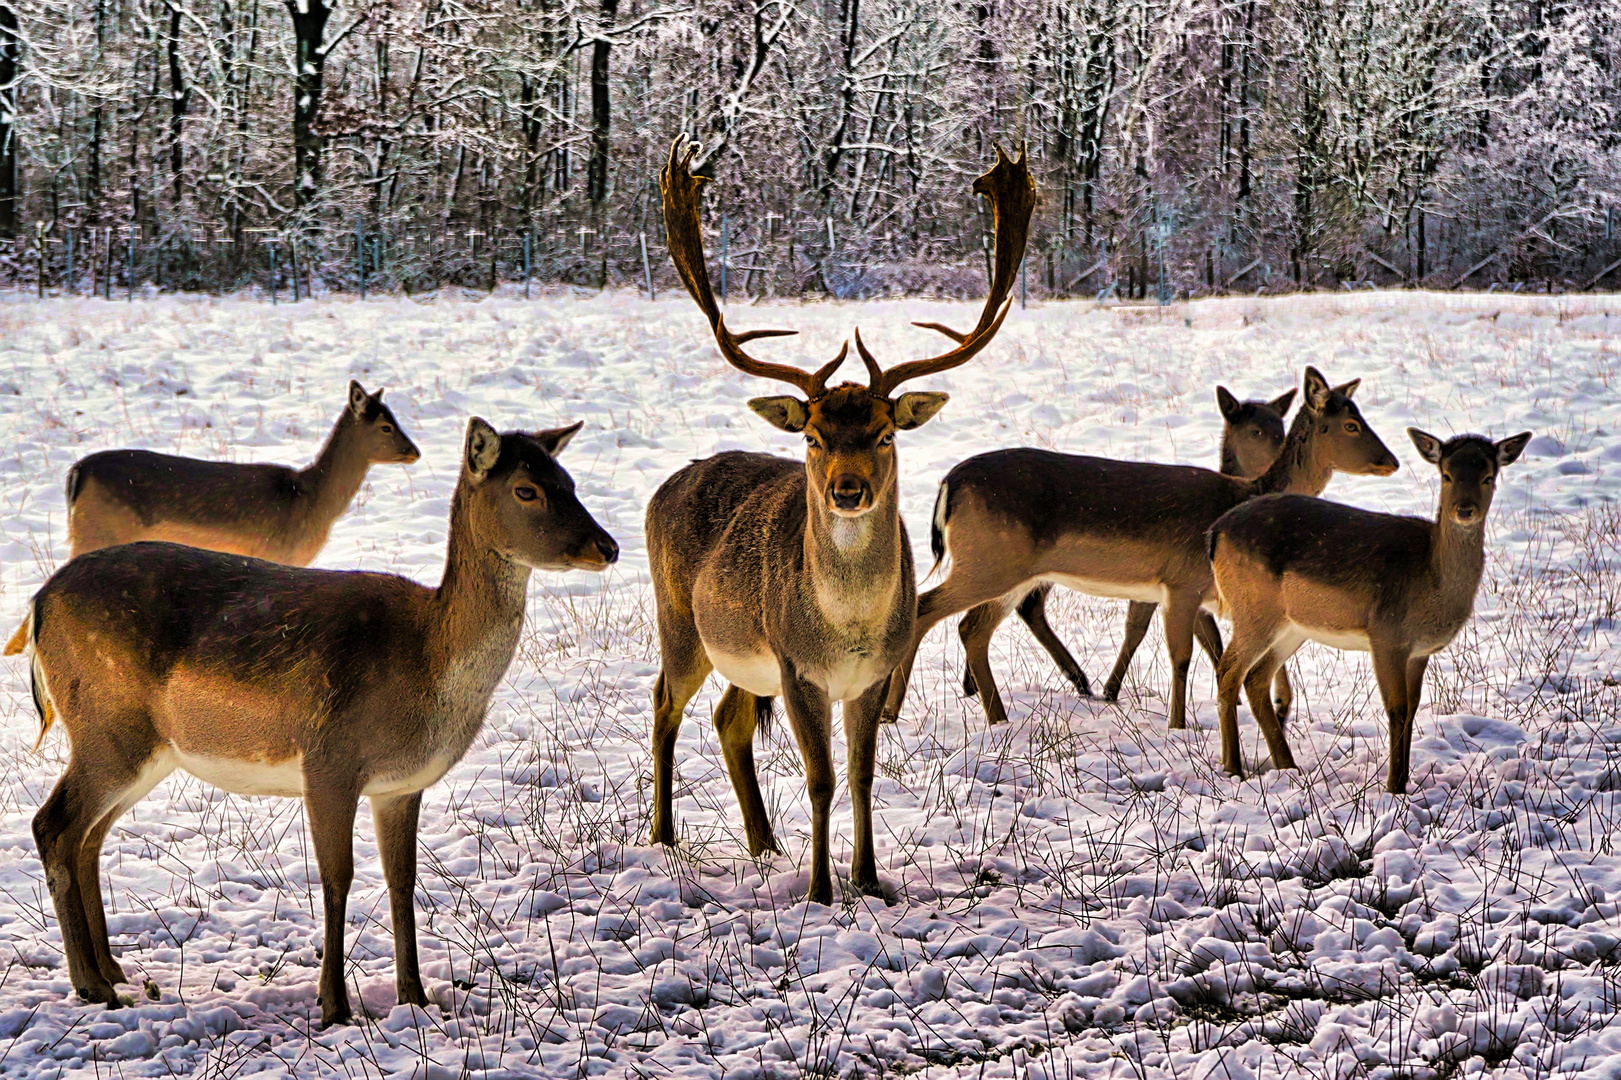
left=0, top=287, right=1617, bottom=1077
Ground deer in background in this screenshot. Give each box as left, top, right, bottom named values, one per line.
left=64, top=380, right=418, bottom=564
left=883, top=367, right=1399, bottom=731
left=646, top=138, right=1034, bottom=904
left=956, top=385, right=1298, bottom=712
left=1209, top=428, right=1531, bottom=791
left=14, top=419, right=616, bottom=1024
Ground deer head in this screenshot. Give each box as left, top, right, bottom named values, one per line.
left=661, top=138, right=1036, bottom=518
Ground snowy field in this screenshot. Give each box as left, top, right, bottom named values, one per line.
left=0, top=288, right=1617, bottom=1078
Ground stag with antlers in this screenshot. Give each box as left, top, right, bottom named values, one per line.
left=645, top=138, right=1035, bottom=904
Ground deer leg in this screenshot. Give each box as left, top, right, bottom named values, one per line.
left=843, top=678, right=890, bottom=898
left=1273, top=664, right=1295, bottom=723
left=1161, top=591, right=1200, bottom=730
left=648, top=639, right=711, bottom=848
left=1016, top=585, right=1093, bottom=698
left=1194, top=610, right=1225, bottom=668
left=371, top=791, right=427, bottom=1008
left=1370, top=643, right=1413, bottom=795
left=78, top=765, right=171, bottom=988
left=1103, top=602, right=1156, bottom=702
left=779, top=663, right=836, bottom=906
left=1215, top=622, right=1277, bottom=778
left=713, top=685, right=780, bottom=857
left=304, top=772, right=361, bottom=1027
left=34, top=761, right=129, bottom=1007
left=957, top=602, right=1000, bottom=697
left=959, top=594, right=1017, bottom=725
left=1398, top=655, right=1431, bottom=791
left=1244, top=650, right=1298, bottom=771
left=882, top=575, right=993, bottom=723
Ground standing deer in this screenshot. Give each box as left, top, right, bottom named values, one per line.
left=958, top=385, right=1297, bottom=710
left=14, top=419, right=617, bottom=1024
left=64, top=380, right=419, bottom=564
left=883, top=367, right=1399, bottom=731
left=646, top=138, right=1034, bottom=905
left=1209, top=428, right=1531, bottom=791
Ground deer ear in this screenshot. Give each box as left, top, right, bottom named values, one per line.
left=348, top=380, right=371, bottom=416
left=1215, top=386, right=1243, bottom=423
left=531, top=420, right=584, bottom=457
left=894, top=392, right=949, bottom=430
left=1267, top=388, right=1297, bottom=416
left=1495, top=431, right=1533, bottom=467
left=1331, top=378, right=1361, bottom=399
left=1302, top=367, right=1331, bottom=412
left=1408, top=428, right=1444, bottom=466
left=748, top=397, right=809, bottom=433
left=465, top=417, right=504, bottom=480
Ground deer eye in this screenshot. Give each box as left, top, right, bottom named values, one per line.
left=380, top=424, right=395, bottom=433
left=879, top=432, right=895, bottom=447
left=1344, top=421, right=1361, bottom=435
left=805, top=435, right=822, bottom=450
left=514, top=485, right=540, bottom=502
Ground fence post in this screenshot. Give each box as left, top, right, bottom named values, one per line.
left=524, top=232, right=533, bottom=299
left=269, top=239, right=279, bottom=306
left=35, top=221, right=44, bottom=299
left=720, top=213, right=729, bottom=301
left=290, top=237, right=301, bottom=302
left=357, top=221, right=367, bottom=299
left=126, top=229, right=134, bottom=302
left=640, top=231, right=655, bottom=301
left=66, top=228, right=74, bottom=295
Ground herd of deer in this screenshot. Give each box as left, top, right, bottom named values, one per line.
left=3, top=140, right=1530, bottom=1025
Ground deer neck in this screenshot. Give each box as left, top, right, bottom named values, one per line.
left=1430, top=507, right=1487, bottom=602
left=429, top=489, right=532, bottom=691
left=1248, top=413, right=1333, bottom=498
left=299, top=413, right=374, bottom=527
left=802, top=480, right=905, bottom=620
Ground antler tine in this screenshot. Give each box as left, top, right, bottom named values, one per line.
left=660, top=137, right=818, bottom=394
left=873, top=144, right=1037, bottom=396
left=853, top=329, right=883, bottom=386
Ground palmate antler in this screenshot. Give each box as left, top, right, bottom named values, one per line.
left=661, top=137, right=1036, bottom=399
left=660, top=139, right=848, bottom=397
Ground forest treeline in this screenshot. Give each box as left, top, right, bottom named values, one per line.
left=0, top=0, right=1617, bottom=297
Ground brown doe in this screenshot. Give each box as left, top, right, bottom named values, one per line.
left=14, top=419, right=616, bottom=1024
left=65, top=380, right=419, bottom=564
left=646, top=138, right=1034, bottom=904
left=1209, top=428, right=1531, bottom=791
left=957, top=385, right=1297, bottom=711
left=882, top=367, right=1400, bottom=730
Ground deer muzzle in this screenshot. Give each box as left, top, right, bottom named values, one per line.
left=828, top=475, right=871, bottom=515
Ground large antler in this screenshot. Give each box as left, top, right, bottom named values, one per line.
left=661, top=138, right=847, bottom=396
left=863, top=144, right=1037, bottom=398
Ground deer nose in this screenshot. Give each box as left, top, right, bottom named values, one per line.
left=1455, top=503, right=1479, bottom=523
left=595, top=536, right=620, bottom=564
left=828, top=476, right=868, bottom=511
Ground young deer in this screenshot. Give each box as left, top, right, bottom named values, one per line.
left=647, top=138, right=1034, bottom=905
left=65, top=380, right=419, bottom=564
left=1209, top=428, right=1531, bottom=792
left=959, top=385, right=1297, bottom=708
left=14, top=419, right=616, bottom=1024
left=883, top=367, right=1399, bottom=731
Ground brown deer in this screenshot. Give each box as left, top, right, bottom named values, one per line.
left=1209, top=428, right=1531, bottom=791
left=957, top=385, right=1297, bottom=711
left=646, top=138, right=1034, bottom=905
left=12, top=419, right=617, bottom=1025
left=65, top=380, right=419, bottom=564
left=882, top=367, right=1399, bottom=731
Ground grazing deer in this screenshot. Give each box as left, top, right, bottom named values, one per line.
left=646, top=138, right=1034, bottom=905
left=65, top=381, right=419, bottom=564
left=13, top=419, right=616, bottom=1024
left=883, top=366, right=1399, bottom=731
left=1209, top=428, right=1531, bottom=792
left=958, top=385, right=1297, bottom=710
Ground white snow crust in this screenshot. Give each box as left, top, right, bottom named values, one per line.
left=0, top=288, right=1617, bottom=1078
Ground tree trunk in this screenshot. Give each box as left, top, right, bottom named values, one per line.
left=167, top=1, right=190, bottom=205
left=286, top=0, right=333, bottom=210
left=0, top=2, right=19, bottom=239
left=587, top=0, right=618, bottom=206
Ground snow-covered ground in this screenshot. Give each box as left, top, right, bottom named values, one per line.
left=0, top=288, right=1617, bottom=1078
